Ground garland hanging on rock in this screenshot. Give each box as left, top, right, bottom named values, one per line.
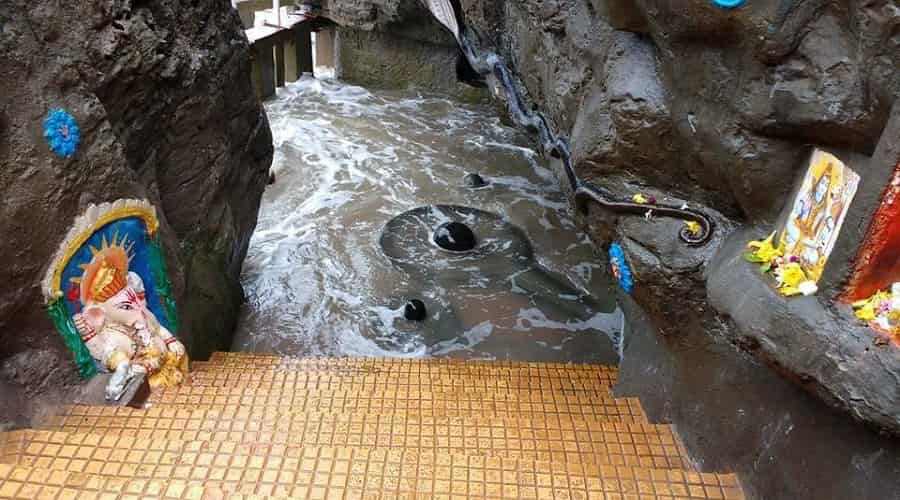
left=609, top=242, right=634, bottom=294
left=43, top=109, right=81, bottom=158
left=852, top=284, right=900, bottom=344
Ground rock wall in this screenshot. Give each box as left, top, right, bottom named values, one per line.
left=320, top=0, right=424, bottom=30
left=448, top=0, right=900, bottom=421
left=0, top=0, right=272, bottom=419
left=336, top=18, right=486, bottom=102
left=461, top=0, right=899, bottom=221
left=317, top=0, right=486, bottom=100
left=615, top=290, right=900, bottom=500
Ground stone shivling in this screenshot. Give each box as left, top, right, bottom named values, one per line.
left=1, top=0, right=899, bottom=499
left=433, top=221, right=478, bottom=252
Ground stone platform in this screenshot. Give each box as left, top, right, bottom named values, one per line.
left=0, top=353, right=744, bottom=498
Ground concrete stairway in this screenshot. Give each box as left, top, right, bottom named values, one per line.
left=0, top=353, right=744, bottom=499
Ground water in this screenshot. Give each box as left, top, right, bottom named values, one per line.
left=233, top=76, right=622, bottom=363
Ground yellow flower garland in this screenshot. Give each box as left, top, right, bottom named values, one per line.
left=774, top=262, right=807, bottom=296
left=852, top=290, right=892, bottom=322
left=744, top=232, right=818, bottom=297
left=746, top=231, right=783, bottom=263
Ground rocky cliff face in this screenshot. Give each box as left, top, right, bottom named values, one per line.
left=322, top=0, right=898, bottom=219
left=320, top=0, right=424, bottom=30
left=461, top=0, right=898, bottom=221
left=336, top=17, right=487, bottom=102
left=0, top=0, right=272, bottom=418
left=317, top=0, right=486, bottom=100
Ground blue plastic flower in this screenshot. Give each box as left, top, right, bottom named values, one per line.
left=609, top=242, right=634, bottom=294
left=712, top=0, right=746, bottom=8
left=44, top=109, right=81, bottom=158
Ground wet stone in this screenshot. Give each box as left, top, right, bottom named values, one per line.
left=464, top=173, right=488, bottom=188
left=403, top=299, right=427, bottom=321
left=379, top=205, right=535, bottom=276
left=434, top=221, right=477, bottom=252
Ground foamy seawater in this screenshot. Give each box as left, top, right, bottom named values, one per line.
left=234, top=76, right=621, bottom=363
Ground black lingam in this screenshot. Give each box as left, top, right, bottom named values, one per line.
left=464, top=173, right=488, bottom=188
left=403, top=299, right=427, bottom=321
left=433, top=221, right=477, bottom=252
left=379, top=205, right=535, bottom=273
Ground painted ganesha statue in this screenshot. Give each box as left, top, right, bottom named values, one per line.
left=42, top=199, right=188, bottom=400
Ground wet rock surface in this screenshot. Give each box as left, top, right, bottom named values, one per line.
left=0, top=0, right=272, bottom=423
left=462, top=0, right=899, bottom=220
left=321, top=0, right=423, bottom=30
left=336, top=15, right=487, bottom=101
left=615, top=292, right=900, bottom=500
left=433, top=221, right=477, bottom=252
left=380, top=205, right=534, bottom=273
left=377, top=205, right=619, bottom=363
left=322, top=0, right=900, bottom=495
left=708, top=229, right=900, bottom=434
left=403, top=299, right=428, bottom=322
left=463, top=173, right=488, bottom=188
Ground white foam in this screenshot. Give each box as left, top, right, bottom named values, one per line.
left=236, top=76, right=622, bottom=360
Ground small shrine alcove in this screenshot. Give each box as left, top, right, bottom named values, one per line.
left=845, top=163, right=900, bottom=300
left=706, top=103, right=900, bottom=434
left=843, top=162, right=900, bottom=341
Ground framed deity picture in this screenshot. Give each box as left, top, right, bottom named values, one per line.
left=778, top=149, right=860, bottom=284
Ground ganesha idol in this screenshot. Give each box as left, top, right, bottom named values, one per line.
left=42, top=199, right=188, bottom=401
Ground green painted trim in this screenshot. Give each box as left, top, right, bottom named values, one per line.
left=148, top=236, right=179, bottom=333
left=47, top=299, right=97, bottom=379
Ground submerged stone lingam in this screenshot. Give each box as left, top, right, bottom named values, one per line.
left=433, top=221, right=477, bottom=252
left=403, top=299, right=428, bottom=321
left=464, top=173, right=488, bottom=188
left=379, top=205, right=534, bottom=277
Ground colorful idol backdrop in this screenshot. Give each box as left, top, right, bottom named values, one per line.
left=42, top=199, right=179, bottom=378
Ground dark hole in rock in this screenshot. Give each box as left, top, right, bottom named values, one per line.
left=434, top=221, right=477, bottom=252
left=455, top=50, right=486, bottom=88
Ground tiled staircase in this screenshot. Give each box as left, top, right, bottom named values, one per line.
left=0, top=353, right=744, bottom=499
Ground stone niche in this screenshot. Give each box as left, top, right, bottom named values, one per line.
left=845, top=163, right=900, bottom=302
left=708, top=104, right=900, bottom=434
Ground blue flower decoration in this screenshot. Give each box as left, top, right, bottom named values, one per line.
left=712, top=0, right=746, bottom=8
left=609, top=242, right=634, bottom=294
left=44, top=109, right=81, bottom=158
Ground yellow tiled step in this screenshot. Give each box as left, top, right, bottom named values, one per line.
left=150, top=385, right=647, bottom=422
left=197, top=355, right=618, bottom=372
left=188, top=362, right=617, bottom=394
left=42, top=407, right=691, bottom=469
left=209, top=351, right=615, bottom=373
left=1, top=431, right=743, bottom=499
left=0, top=463, right=287, bottom=500
left=198, top=354, right=618, bottom=382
